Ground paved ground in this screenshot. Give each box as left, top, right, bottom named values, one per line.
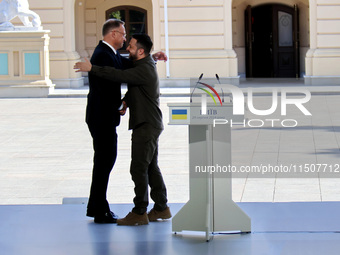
left=1, top=82, right=340, bottom=205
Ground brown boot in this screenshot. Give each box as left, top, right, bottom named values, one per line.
left=117, top=212, right=149, bottom=226
left=148, top=207, right=172, bottom=222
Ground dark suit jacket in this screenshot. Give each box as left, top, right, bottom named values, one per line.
left=90, top=55, right=163, bottom=131
left=86, top=41, right=131, bottom=127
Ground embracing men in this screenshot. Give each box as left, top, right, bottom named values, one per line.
left=75, top=19, right=171, bottom=226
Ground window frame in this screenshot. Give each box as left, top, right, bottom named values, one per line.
left=106, top=6, right=148, bottom=54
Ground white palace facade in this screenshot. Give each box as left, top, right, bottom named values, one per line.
left=3, top=0, right=340, bottom=88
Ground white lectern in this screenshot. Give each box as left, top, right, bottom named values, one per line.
left=168, top=103, right=251, bottom=241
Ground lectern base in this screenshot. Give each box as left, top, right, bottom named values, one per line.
left=172, top=180, right=251, bottom=241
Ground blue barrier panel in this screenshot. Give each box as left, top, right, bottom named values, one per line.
left=24, top=52, right=40, bottom=75
left=0, top=53, right=8, bottom=75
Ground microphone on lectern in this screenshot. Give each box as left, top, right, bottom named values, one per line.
left=215, top=74, right=224, bottom=103
left=190, top=73, right=204, bottom=103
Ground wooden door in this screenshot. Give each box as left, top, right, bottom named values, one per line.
left=272, top=4, right=300, bottom=78
left=245, top=4, right=300, bottom=78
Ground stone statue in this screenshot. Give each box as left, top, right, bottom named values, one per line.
left=0, top=0, right=41, bottom=29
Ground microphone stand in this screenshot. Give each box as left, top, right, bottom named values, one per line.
left=190, top=73, right=203, bottom=103
left=215, top=74, right=225, bottom=103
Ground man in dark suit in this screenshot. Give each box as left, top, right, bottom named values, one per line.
left=85, top=19, right=131, bottom=223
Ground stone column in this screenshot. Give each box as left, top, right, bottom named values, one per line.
left=49, top=0, right=84, bottom=88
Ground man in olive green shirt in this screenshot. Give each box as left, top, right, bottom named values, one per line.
left=75, top=34, right=171, bottom=226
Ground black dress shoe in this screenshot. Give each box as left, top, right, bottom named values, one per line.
left=94, top=211, right=119, bottom=224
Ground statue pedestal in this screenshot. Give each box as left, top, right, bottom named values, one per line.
left=0, top=30, right=54, bottom=97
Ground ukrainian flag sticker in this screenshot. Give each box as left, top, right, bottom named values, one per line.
left=172, top=109, right=187, bottom=120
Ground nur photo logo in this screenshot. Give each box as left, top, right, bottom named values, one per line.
left=190, top=75, right=312, bottom=128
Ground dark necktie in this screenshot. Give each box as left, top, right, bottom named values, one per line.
left=114, top=51, right=123, bottom=69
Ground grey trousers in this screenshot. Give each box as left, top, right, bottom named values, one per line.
left=130, top=123, right=168, bottom=214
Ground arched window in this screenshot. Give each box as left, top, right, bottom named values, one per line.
left=106, top=6, right=147, bottom=53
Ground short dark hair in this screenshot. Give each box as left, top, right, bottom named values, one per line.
left=132, top=34, right=153, bottom=55
left=102, top=19, right=125, bottom=36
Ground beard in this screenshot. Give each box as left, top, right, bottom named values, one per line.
left=129, top=51, right=138, bottom=61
